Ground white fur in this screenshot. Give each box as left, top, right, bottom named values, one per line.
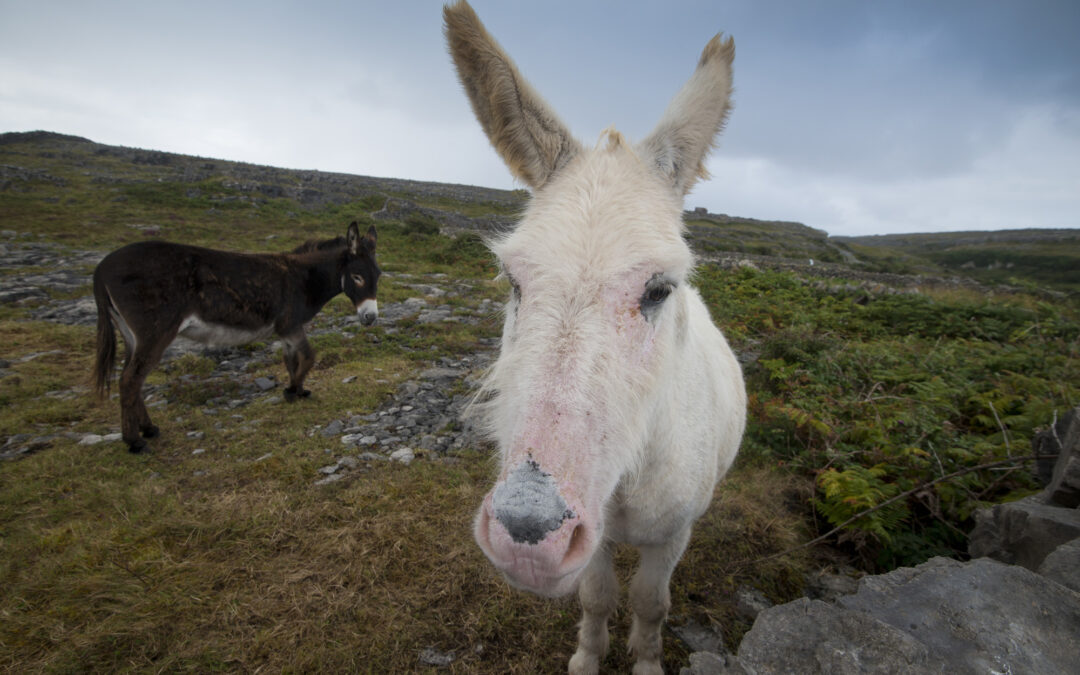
left=357, top=298, right=378, bottom=319
left=446, top=3, right=744, bottom=672
left=177, top=314, right=274, bottom=347
left=108, top=304, right=137, bottom=353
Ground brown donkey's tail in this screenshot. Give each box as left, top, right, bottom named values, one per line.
left=92, top=271, right=116, bottom=398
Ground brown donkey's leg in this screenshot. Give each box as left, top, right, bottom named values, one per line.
left=119, top=332, right=173, bottom=452
left=282, top=332, right=315, bottom=402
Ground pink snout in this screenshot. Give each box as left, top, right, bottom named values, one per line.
left=474, top=458, right=598, bottom=597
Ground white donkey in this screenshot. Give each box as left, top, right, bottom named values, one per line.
left=444, top=2, right=746, bottom=673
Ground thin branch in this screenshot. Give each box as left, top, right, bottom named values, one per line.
left=987, top=401, right=1011, bottom=457
left=742, top=453, right=1054, bottom=567
left=108, top=557, right=152, bottom=590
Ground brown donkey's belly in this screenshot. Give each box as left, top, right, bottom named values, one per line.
left=177, top=314, right=275, bottom=347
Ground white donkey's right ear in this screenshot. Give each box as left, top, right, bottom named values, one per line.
left=444, top=0, right=582, bottom=190
left=639, top=34, right=735, bottom=197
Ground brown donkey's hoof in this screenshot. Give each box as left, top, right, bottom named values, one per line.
left=141, top=424, right=160, bottom=439
left=284, top=387, right=311, bottom=402
left=127, top=438, right=148, bottom=453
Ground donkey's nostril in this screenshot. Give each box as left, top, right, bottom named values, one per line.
left=561, top=523, right=589, bottom=569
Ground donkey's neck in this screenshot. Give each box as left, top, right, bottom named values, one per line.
left=292, top=248, right=346, bottom=320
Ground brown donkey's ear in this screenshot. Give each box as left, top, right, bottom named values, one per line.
left=363, top=224, right=377, bottom=253
left=347, top=221, right=361, bottom=255
left=444, top=0, right=581, bottom=190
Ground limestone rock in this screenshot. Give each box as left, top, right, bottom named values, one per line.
left=733, top=586, right=772, bottom=622
left=737, top=597, right=942, bottom=674
left=732, top=557, right=1080, bottom=675
left=670, top=618, right=725, bottom=654
left=968, top=494, right=1080, bottom=570
left=837, top=557, right=1080, bottom=675
left=1038, top=536, right=1080, bottom=592
left=679, top=651, right=746, bottom=675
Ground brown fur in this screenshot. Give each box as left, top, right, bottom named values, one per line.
left=92, top=222, right=379, bottom=452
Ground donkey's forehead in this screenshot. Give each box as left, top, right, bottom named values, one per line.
left=495, top=142, right=692, bottom=280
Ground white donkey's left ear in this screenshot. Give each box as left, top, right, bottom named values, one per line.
left=638, top=34, right=735, bottom=196
left=444, top=0, right=581, bottom=190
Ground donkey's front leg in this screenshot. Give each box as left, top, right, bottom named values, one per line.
left=569, top=542, right=618, bottom=675
left=282, top=332, right=315, bottom=402
left=627, top=527, right=693, bottom=675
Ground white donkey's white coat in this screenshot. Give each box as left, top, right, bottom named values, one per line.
left=445, top=3, right=746, bottom=673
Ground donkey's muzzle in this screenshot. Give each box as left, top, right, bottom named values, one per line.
left=357, top=299, right=378, bottom=326
left=474, top=458, right=597, bottom=597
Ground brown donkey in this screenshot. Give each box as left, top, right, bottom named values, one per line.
left=92, top=222, right=380, bottom=452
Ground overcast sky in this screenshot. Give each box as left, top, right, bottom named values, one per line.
left=2, top=1, right=1078, bottom=236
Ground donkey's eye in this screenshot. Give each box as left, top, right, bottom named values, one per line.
left=643, top=285, right=670, bottom=304
left=351, top=274, right=365, bottom=288
left=640, top=275, right=674, bottom=315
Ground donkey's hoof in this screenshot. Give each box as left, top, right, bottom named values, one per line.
left=126, top=439, right=148, bottom=453
left=284, top=387, right=311, bottom=402
left=141, top=424, right=160, bottom=439
left=568, top=652, right=600, bottom=675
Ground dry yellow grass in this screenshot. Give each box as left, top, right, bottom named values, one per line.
left=1, top=418, right=812, bottom=673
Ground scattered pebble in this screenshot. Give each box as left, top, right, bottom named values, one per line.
left=254, top=377, right=276, bottom=391
left=418, top=647, right=455, bottom=668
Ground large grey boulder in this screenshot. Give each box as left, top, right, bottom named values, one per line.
left=838, top=557, right=1080, bottom=674
left=1038, top=535, right=1080, bottom=592
left=736, top=596, right=944, bottom=674
left=729, top=556, right=1080, bottom=675
left=968, top=494, right=1080, bottom=570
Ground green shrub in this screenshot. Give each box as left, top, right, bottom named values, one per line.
left=698, top=265, right=1080, bottom=568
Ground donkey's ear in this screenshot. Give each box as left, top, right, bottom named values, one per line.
left=347, top=221, right=361, bottom=255
left=444, top=0, right=581, bottom=189
left=638, top=34, right=735, bottom=197
left=363, top=224, right=377, bottom=253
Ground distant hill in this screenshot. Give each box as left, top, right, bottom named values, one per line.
left=3, top=130, right=1077, bottom=294
left=837, top=230, right=1080, bottom=293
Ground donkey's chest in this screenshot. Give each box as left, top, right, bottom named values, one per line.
left=178, top=314, right=276, bottom=347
